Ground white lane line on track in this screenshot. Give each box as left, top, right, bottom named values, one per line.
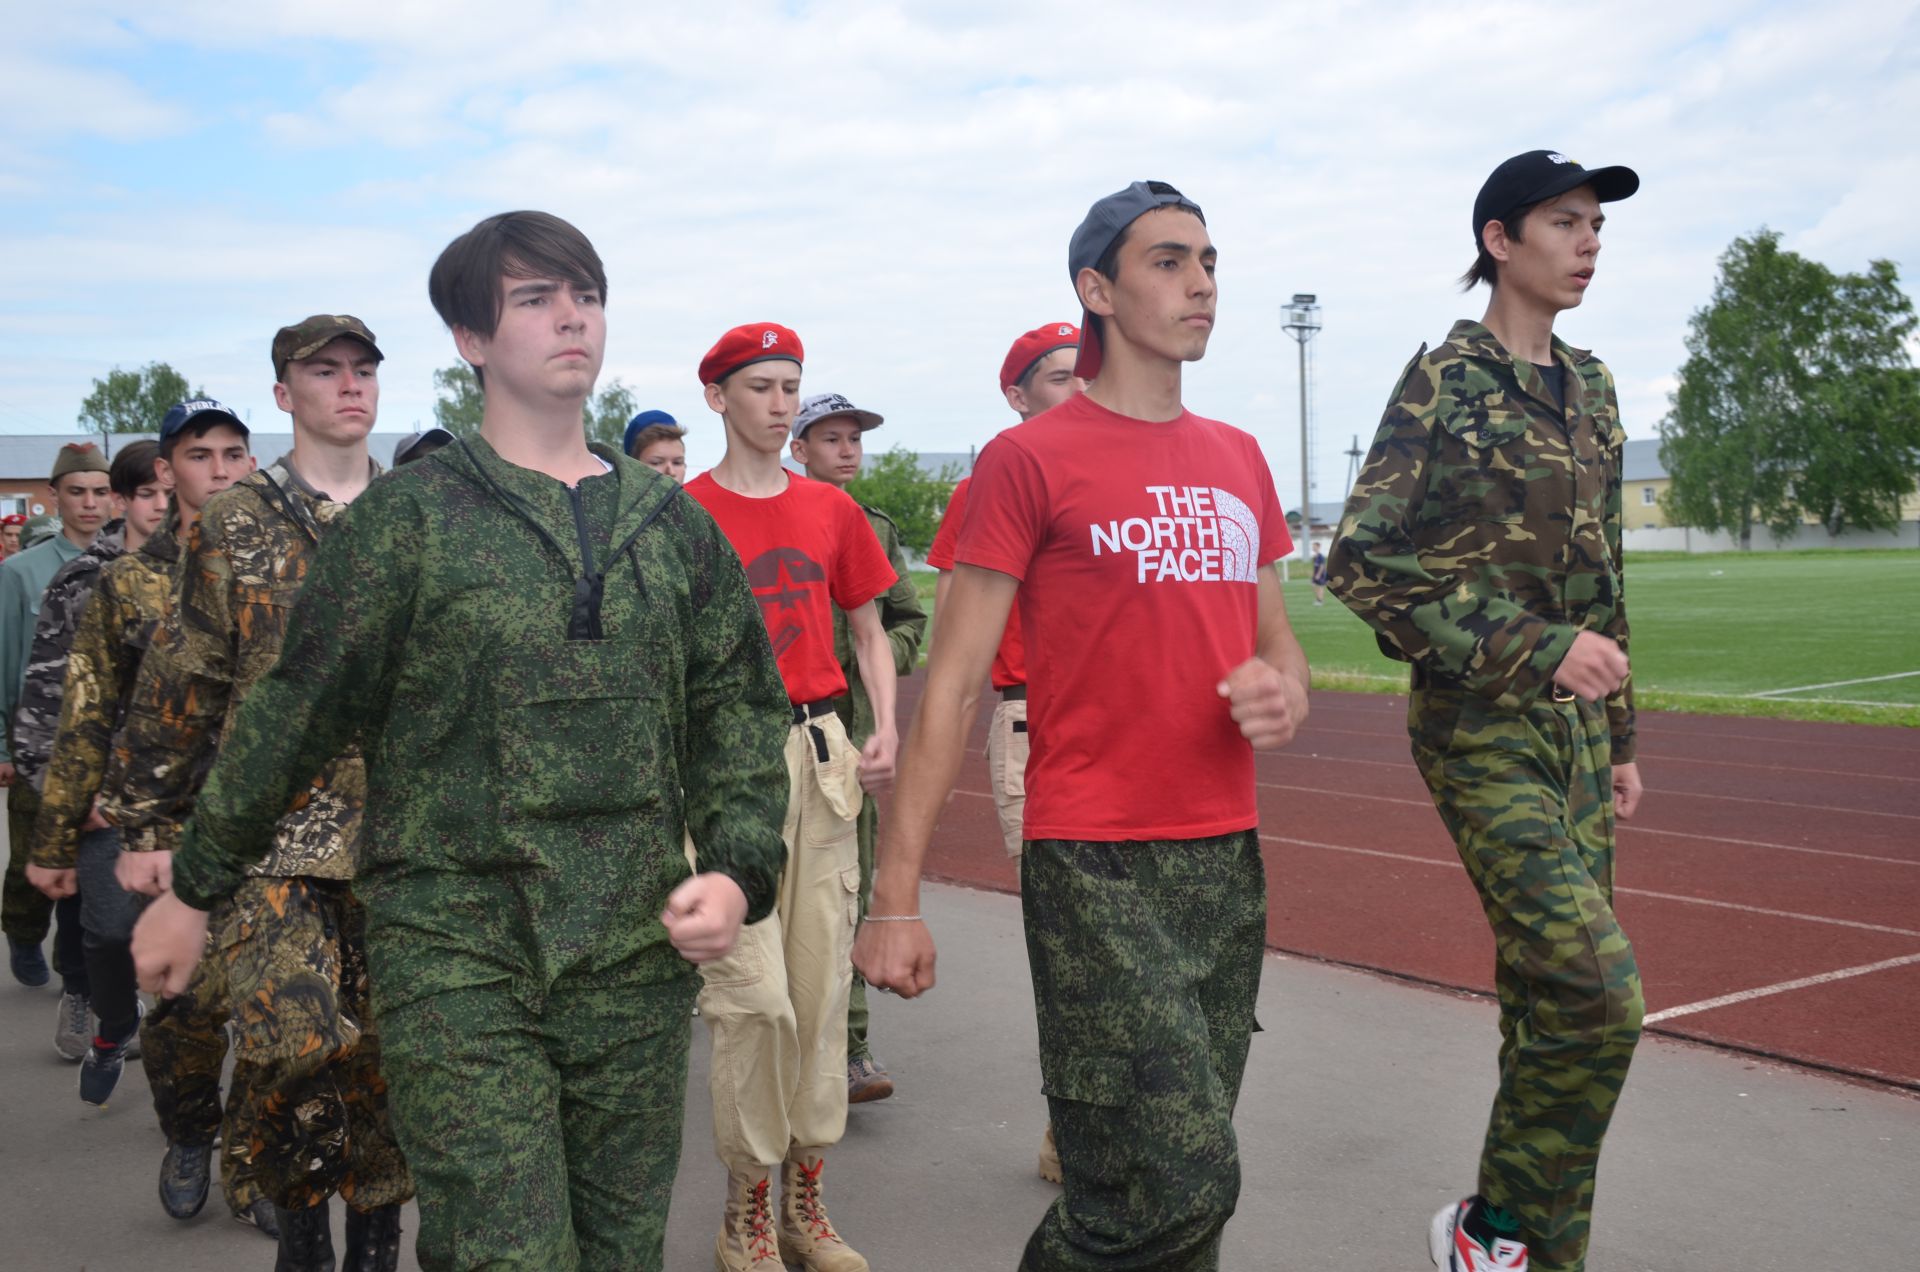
left=1253, top=834, right=1920, bottom=938
left=1273, top=739, right=1919, bottom=784
left=1621, top=825, right=1920, bottom=868
left=1644, top=953, right=1920, bottom=1024
left=1750, top=670, right=1920, bottom=698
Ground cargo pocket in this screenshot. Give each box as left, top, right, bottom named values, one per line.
left=496, top=643, right=664, bottom=823
left=996, top=707, right=1029, bottom=802
left=1040, top=1052, right=1132, bottom=1108
left=839, top=866, right=862, bottom=931
left=805, top=717, right=863, bottom=829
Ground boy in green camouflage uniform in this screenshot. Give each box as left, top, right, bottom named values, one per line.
left=788, top=391, right=928, bottom=1104
left=1328, top=150, right=1647, bottom=1272
left=134, top=212, right=789, bottom=1272
left=108, top=325, right=414, bottom=1271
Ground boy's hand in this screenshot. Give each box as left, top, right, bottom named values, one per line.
left=1554, top=631, right=1630, bottom=701
left=132, top=891, right=210, bottom=998
left=26, top=865, right=77, bottom=899
left=858, top=727, right=897, bottom=794
left=662, top=872, right=749, bottom=964
left=854, top=918, right=936, bottom=999
left=1218, top=657, right=1306, bottom=750
left=117, top=849, right=173, bottom=897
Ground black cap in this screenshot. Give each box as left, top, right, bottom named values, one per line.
left=1067, top=180, right=1205, bottom=380
left=1472, top=151, right=1639, bottom=249
left=393, top=427, right=454, bottom=466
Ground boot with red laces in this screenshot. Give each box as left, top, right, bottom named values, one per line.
left=778, top=1150, right=868, bottom=1272
left=714, top=1167, right=781, bottom=1271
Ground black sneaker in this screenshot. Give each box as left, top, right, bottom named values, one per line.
left=274, top=1199, right=336, bottom=1272
left=234, top=1196, right=281, bottom=1238
left=159, top=1141, right=214, bottom=1219
left=8, top=938, right=49, bottom=987
left=343, top=1204, right=404, bottom=1272
left=78, top=1039, right=127, bottom=1107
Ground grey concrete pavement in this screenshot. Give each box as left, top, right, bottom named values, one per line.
left=4, top=871, right=1917, bottom=1269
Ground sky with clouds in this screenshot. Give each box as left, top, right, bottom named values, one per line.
left=3, top=0, right=1915, bottom=505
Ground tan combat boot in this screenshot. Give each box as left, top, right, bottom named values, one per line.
left=777, top=1150, right=869, bottom=1272
left=714, top=1167, right=781, bottom=1271
left=1038, top=1123, right=1063, bottom=1184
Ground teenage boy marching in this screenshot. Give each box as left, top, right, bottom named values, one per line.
left=134, top=212, right=788, bottom=1271
left=686, top=328, right=899, bottom=1272
left=856, top=181, right=1310, bottom=1271
left=787, top=391, right=927, bottom=1106
left=1328, top=150, right=1645, bottom=1272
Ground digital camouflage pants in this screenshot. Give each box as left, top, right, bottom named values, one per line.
left=3, top=785, right=53, bottom=945
left=1410, top=685, right=1643, bottom=1272
left=1019, top=831, right=1265, bottom=1272
left=200, top=877, right=413, bottom=1213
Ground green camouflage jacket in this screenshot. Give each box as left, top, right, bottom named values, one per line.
left=169, top=437, right=790, bottom=1006
left=831, top=503, right=926, bottom=744
left=103, top=459, right=376, bottom=871
left=29, top=518, right=183, bottom=868
left=1328, top=319, right=1635, bottom=763
left=12, top=522, right=126, bottom=792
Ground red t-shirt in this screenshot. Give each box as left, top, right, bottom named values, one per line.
left=954, top=393, right=1292, bottom=841
left=926, top=477, right=1025, bottom=689
left=685, top=471, right=898, bottom=705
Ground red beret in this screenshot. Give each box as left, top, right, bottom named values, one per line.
left=1000, top=322, right=1081, bottom=391
left=1, top=514, right=26, bottom=526
left=699, top=322, right=804, bottom=387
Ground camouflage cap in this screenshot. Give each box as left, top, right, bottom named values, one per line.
left=50, top=441, right=111, bottom=482
left=22, top=514, right=59, bottom=548
left=272, top=314, right=384, bottom=380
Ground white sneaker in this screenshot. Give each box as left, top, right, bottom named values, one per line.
left=1429, top=1196, right=1527, bottom=1270
left=54, top=991, right=93, bottom=1061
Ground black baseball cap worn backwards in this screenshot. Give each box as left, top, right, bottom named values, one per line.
left=1472, top=150, right=1639, bottom=249
left=1068, top=180, right=1206, bottom=380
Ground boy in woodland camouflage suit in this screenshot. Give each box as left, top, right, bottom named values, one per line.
left=135, top=212, right=789, bottom=1272
left=110, top=322, right=414, bottom=1271
left=1328, top=150, right=1648, bottom=1272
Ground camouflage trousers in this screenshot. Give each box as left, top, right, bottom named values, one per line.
left=377, top=972, right=698, bottom=1271
left=3, top=784, right=53, bottom=945
left=197, top=877, right=413, bottom=1213
left=1019, top=831, right=1265, bottom=1272
left=846, top=791, right=876, bottom=1060
left=1410, top=686, right=1643, bottom=1272
left=141, top=905, right=266, bottom=1216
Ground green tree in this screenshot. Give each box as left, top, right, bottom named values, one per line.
left=434, top=363, right=639, bottom=449
left=845, top=446, right=962, bottom=554
left=1660, top=230, right=1920, bottom=547
left=77, top=362, right=204, bottom=435
left=432, top=364, right=484, bottom=437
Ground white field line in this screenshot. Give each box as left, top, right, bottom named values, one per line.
left=1252, top=834, right=1920, bottom=938
left=1644, top=952, right=1920, bottom=1024
left=1621, top=824, right=1920, bottom=869
left=1751, top=669, right=1920, bottom=699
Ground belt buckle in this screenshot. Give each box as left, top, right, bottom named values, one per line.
left=1551, top=686, right=1578, bottom=704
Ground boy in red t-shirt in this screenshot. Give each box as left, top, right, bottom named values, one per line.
left=685, top=323, right=898, bottom=1272
left=857, top=182, right=1311, bottom=1270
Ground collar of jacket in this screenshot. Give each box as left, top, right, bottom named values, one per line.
left=136, top=513, right=182, bottom=566
left=1443, top=318, right=1600, bottom=419
left=440, top=432, right=678, bottom=545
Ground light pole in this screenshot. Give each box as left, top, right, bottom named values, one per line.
left=1282, top=293, right=1320, bottom=560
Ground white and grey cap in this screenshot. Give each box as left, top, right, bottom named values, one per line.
left=793, top=393, right=884, bottom=439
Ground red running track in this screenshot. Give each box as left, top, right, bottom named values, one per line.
left=906, top=679, right=1920, bottom=1092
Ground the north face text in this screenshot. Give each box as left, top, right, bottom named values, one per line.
left=1089, top=485, right=1261, bottom=584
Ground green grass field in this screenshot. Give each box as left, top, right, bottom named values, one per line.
left=910, top=549, right=1920, bottom=727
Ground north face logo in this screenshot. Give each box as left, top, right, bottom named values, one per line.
left=1088, top=485, right=1260, bottom=584
left=762, top=330, right=779, bottom=348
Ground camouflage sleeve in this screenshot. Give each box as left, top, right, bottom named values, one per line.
left=11, top=560, right=97, bottom=791
left=679, top=506, right=791, bottom=925
left=29, top=587, right=119, bottom=868
left=1599, top=369, right=1636, bottom=765
left=1326, top=353, right=1578, bottom=710
left=172, top=490, right=418, bottom=912
left=0, top=563, right=35, bottom=765
left=102, top=516, right=237, bottom=854
left=877, top=521, right=926, bottom=676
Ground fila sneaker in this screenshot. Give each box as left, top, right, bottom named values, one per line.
left=1429, top=1195, right=1527, bottom=1271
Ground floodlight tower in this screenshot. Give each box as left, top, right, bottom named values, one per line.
left=1281, top=293, right=1321, bottom=559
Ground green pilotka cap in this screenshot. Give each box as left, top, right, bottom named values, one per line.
left=50, top=442, right=110, bottom=482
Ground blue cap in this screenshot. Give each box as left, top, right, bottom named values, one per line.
left=623, top=409, right=679, bottom=456
left=158, top=399, right=248, bottom=442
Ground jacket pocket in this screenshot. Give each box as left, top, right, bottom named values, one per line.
left=496, top=643, right=665, bottom=822
left=1434, top=409, right=1533, bottom=523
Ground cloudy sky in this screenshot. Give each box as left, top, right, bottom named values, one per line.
left=3, top=1, right=1915, bottom=505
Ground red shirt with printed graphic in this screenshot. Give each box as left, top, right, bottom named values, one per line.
left=954, top=393, right=1291, bottom=841
left=926, top=477, right=1026, bottom=689
left=685, top=471, right=899, bottom=705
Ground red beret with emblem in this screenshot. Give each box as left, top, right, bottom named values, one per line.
left=999, top=322, right=1082, bottom=392
left=699, top=322, right=804, bottom=388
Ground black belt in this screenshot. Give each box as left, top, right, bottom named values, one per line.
left=1409, top=663, right=1576, bottom=704
left=790, top=700, right=835, bottom=724
left=1000, top=685, right=1027, bottom=701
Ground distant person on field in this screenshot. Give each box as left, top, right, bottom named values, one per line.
left=1310, top=540, right=1328, bottom=605
left=1328, top=149, right=1646, bottom=1272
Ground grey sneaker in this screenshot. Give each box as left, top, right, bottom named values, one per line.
left=54, top=991, right=92, bottom=1061
left=846, top=1053, right=894, bottom=1104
